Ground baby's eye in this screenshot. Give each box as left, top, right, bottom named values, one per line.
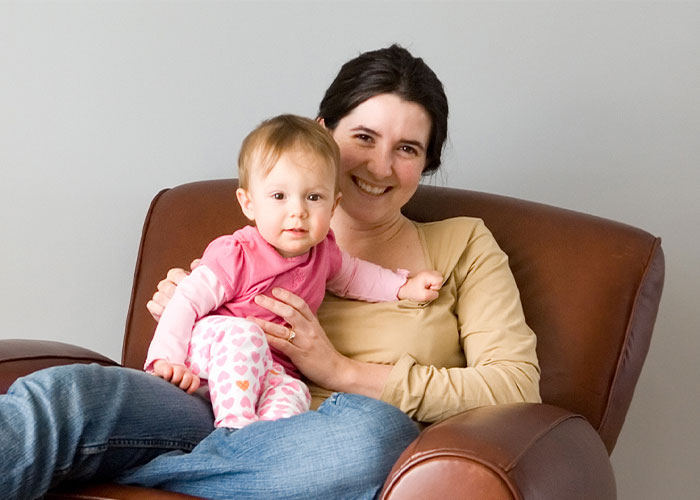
left=307, top=193, right=322, bottom=201
left=272, top=192, right=285, bottom=200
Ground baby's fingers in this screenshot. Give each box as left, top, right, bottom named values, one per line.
left=153, top=360, right=174, bottom=382
left=181, top=372, right=201, bottom=394
left=415, top=270, right=443, bottom=292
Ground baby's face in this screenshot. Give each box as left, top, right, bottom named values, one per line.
left=240, top=149, right=340, bottom=258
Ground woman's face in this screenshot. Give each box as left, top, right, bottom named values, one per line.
left=329, top=93, right=432, bottom=226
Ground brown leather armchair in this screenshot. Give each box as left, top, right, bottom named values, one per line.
left=0, top=180, right=664, bottom=499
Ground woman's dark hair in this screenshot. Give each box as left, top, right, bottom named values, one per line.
left=318, top=44, right=448, bottom=175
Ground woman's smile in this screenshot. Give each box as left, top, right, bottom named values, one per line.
left=353, top=176, right=392, bottom=196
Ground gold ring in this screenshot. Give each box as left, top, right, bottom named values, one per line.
left=287, top=330, right=296, bottom=343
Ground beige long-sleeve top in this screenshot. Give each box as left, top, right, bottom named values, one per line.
left=310, top=217, right=541, bottom=424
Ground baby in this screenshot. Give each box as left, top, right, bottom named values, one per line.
left=145, top=114, right=443, bottom=428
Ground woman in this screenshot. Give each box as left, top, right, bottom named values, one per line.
left=1, top=45, right=539, bottom=499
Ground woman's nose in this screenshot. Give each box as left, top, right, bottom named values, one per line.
left=366, top=147, right=393, bottom=178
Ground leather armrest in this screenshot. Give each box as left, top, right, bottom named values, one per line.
left=381, top=403, right=615, bottom=500
left=0, top=339, right=119, bottom=394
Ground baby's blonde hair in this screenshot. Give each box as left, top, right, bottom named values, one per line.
left=238, top=114, right=340, bottom=192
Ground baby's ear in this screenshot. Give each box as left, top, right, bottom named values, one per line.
left=236, top=188, right=255, bottom=221
left=331, top=192, right=342, bottom=215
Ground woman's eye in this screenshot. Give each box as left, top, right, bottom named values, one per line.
left=399, top=145, right=418, bottom=155
left=355, top=134, right=373, bottom=143
left=307, top=194, right=321, bottom=201
left=272, top=193, right=285, bottom=200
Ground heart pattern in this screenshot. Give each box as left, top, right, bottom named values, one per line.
left=183, top=315, right=311, bottom=429
left=231, top=337, right=246, bottom=348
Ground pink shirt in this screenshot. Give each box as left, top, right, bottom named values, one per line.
left=146, top=225, right=408, bottom=378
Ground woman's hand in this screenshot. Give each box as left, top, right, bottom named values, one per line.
left=250, top=288, right=392, bottom=397
left=250, top=288, right=350, bottom=391
left=147, top=259, right=201, bottom=321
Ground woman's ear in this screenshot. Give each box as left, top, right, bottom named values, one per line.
left=236, top=188, right=256, bottom=221
left=316, top=117, right=326, bottom=128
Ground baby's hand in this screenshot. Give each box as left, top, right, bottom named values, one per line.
left=152, top=359, right=201, bottom=394
left=397, top=270, right=443, bottom=303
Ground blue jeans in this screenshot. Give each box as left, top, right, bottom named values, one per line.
left=1, top=363, right=419, bottom=500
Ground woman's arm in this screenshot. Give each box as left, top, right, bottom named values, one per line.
left=379, top=219, right=541, bottom=423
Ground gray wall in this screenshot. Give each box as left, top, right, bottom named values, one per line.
left=2, top=2, right=698, bottom=498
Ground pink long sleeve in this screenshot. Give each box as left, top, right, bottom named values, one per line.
left=326, top=251, right=408, bottom=303
left=144, top=265, right=227, bottom=371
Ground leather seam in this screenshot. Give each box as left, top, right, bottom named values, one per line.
left=597, top=236, right=662, bottom=441
left=385, top=451, right=522, bottom=500
left=504, top=413, right=586, bottom=471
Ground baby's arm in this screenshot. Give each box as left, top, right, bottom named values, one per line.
left=145, top=265, right=227, bottom=392
left=327, top=251, right=443, bottom=304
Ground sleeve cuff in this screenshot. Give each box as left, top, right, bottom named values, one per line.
left=379, top=353, right=417, bottom=406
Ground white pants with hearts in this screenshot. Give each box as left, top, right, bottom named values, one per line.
left=184, top=315, right=311, bottom=429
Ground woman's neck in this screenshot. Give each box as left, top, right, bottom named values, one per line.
left=331, top=208, right=417, bottom=266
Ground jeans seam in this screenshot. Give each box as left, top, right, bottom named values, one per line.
left=78, top=438, right=199, bottom=455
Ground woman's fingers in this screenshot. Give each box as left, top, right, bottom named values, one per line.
left=147, top=267, right=190, bottom=320
left=255, top=288, right=315, bottom=323
left=147, top=298, right=164, bottom=321
left=247, top=316, right=293, bottom=341
left=272, top=287, right=316, bottom=321
left=148, top=288, right=173, bottom=322
left=247, top=317, right=298, bottom=360
left=252, top=292, right=310, bottom=355
left=253, top=294, right=294, bottom=321
left=265, top=331, right=297, bottom=358
left=166, top=267, right=190, bottom=287
left=251, top=288, right=352, bottom=390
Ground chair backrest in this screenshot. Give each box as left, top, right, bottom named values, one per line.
left=123, top=180, right=664, bottom=454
